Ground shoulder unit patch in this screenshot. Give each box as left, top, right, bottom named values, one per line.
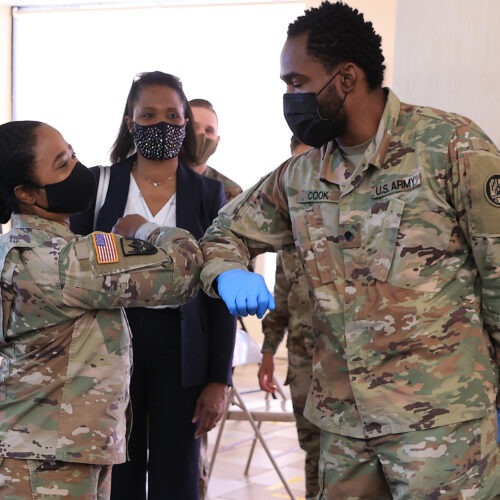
left=120, top=238, right=158, bottom=257
left=484, top=174, right=500, bottom=207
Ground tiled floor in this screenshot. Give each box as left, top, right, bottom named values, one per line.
left=206, top=359, right=307, bottom=500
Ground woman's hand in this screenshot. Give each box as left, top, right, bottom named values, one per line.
left=111, top=214, right=149, bottom=238
left=192, top=382, right=228, bottom=438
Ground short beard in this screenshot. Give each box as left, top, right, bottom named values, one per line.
left=320, top=85, right=348, bottom=139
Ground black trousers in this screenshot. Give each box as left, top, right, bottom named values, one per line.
left=111, top=308, right=203, bottom=500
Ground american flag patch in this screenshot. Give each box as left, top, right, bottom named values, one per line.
left=92, top=232, right=119, bottom=264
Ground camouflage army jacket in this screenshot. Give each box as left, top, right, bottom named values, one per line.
left=205, top=166, right=243, bottom=203
left=261, top=248, right=314, bottom=357
left=201, top=89, right=500, bottom=438
left=0, top=215, right=202, bottom=463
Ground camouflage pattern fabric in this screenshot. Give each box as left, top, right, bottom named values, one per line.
left=287, top=351, right=320, bottom=500
left=199, top=164, right=243, bottom=498
left=262, top=248, right=315, bottom=356
left=0, top=214, right=202, bottom=465
left=200, top=89, right=500, bottom=441
left=262, top=248, right=319, bottom=498
left=318, top=412, right=500, bottom=499
left=204, top=166, right=243, bottom=203
left=0, top=457, right=111, bottom=499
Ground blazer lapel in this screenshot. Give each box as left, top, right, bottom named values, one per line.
left=97, top=159, right=205, bottom=239
left=96, top=158, right=134, bottom=233
left=176, top=163, right=203, bottom=239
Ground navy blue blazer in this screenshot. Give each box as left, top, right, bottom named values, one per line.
left=70, top=156, right=235, bottom=387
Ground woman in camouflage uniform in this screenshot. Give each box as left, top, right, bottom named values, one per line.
left=0, top=120, right=202, bottom=498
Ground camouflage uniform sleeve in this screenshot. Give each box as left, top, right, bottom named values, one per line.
left=225, top=184, right=244, bottom=204
left=261, top=251, right=290, bottom=354
left=60, top=225, right=203, bottom=310
left=200, top=162, right=295, bottom=298
left=448, top=123, right=500, bottom=406
left=205, top=166, right=243, bottom=204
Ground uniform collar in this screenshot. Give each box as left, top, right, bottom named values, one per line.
left=10, top=214, right=74, bottom=241
left=367, top=88, right=401, bottom=170
left=320, top=88, right=401, bottom=183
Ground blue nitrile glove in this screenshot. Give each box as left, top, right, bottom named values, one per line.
left=216, top=269, right=275, bottom=318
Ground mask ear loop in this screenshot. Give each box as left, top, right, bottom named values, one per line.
left=317, top=89, right=348, bottom=121
left=315, top=68, right=348, bottom=120
left=316, top=69, right=342, bottom=97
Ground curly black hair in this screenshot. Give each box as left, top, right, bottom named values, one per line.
left=288, top=1, right=385, bottom=89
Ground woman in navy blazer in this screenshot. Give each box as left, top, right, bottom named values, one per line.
left=71, top=72, right=235, bottom=500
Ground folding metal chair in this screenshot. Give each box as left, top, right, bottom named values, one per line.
left=207, top=328, right=296, bottom=500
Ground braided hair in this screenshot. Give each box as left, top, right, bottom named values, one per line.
left=110, top=71, right=197, bottom=165
left=288, top=1, right=385, bottom=89
left=0, top=121, right=42, bottom=223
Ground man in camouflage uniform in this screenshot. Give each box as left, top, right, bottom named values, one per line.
left=259, top=137, right=319, bottom=499
left=189, top=98, right=243, bottom=203
left=260, top=247, right=320, bottom=499
left=0, top=214, right=202, bottom=498
left=200, top=2, right=500, bottom=498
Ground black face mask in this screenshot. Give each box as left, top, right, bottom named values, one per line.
left=132, top=121, right=186, bottom=161
left=283, top=70, right=346, bottom=148
left=34, top=162, right=97, bottom=214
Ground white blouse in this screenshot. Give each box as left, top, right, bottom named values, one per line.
left=124, top=174, right=177, bottom=227
left=124, top=174, right=178, bottom=309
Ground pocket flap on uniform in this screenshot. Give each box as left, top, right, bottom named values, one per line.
left=371, top=198, right=405, bottom=282
left=305, top=205, right=336, bottom=285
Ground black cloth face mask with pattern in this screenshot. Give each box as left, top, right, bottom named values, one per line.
left=132, top=121, right=186, bottom=161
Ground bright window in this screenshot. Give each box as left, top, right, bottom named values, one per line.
left=13, top=2, right=305, bottom=191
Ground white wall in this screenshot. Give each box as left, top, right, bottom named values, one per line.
left=393, top=0, right=500, bottom=147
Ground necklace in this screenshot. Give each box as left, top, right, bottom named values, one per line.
left=133, top=162, right=176, bottom=188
